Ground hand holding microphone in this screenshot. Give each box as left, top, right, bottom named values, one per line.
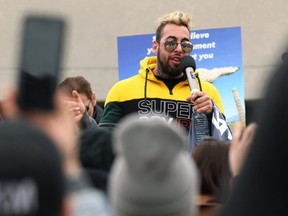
left=180, top=55, right=213, bottom=114
left=180, top=55, right=211, bottom=149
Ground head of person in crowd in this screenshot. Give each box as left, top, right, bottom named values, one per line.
left=192, top=138, right=231, bottom=216
left=152, top=10, right=193, bottom=79
left=108, top=114, right=199, bottom=216
left=56, top=76, right=99, bottom=129
left=0, top=120, right=68, bottom=216
left=58, top=76, right=101, bottom=120
left=192, top=138, right=231, bottom=203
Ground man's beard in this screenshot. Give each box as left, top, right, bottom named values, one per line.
left=157, top=52, right=183, bottom=79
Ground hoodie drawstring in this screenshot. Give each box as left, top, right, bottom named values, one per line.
left=144, top=68, right=149, bottom=104
left=194, top=71, right=203, bottom=92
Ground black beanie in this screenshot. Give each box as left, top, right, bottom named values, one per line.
left=0, top=120, right=65, bottom=216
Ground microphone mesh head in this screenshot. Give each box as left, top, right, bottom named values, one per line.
left=179, top=55, right=196, bottom=71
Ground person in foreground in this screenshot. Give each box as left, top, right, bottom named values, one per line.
left=108, top=114, right=199, bottom=216
left=99, top=10, right=225, bottom=137
left=219, top=59, right=288, bottom=216
left=1, top=86, right=111, bottom=216
left=0, top=120, right=68, bottom=216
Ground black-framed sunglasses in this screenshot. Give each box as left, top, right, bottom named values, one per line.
left=163, top=40, right=193, bottom=53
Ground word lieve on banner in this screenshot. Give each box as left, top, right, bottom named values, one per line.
left=190, top=32, right=216, bottom=62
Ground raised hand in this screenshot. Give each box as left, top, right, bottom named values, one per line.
left=229, top=122, right=257, bottom=177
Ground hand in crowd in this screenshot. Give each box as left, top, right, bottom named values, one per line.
left=186, top=91, right=213, bottom=114
left=229, top=122, right=257, bottom=177
left=1, top=87, right=20, bottom=120
left=62, top=90, right=86, bottom=124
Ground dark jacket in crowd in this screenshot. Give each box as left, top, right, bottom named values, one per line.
left=79, top=125, right=115, bottom=193
left=93, top=104, right=104, bottom=124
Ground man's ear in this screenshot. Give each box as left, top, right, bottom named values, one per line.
left=91, top=92, right=97, bottom=106
left=152, top=40, right=159, bottom=54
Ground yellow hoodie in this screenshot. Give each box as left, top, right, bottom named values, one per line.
left=100, top=56, right=224, bottom=131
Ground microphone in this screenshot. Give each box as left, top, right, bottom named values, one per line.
left=180, top=55, right=199, bottom=94
left=180, top=55, right=210, bottom=151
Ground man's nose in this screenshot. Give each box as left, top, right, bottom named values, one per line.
left=175, top=42, right=182, bottom=52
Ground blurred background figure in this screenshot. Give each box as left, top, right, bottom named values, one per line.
left=108, top=114, right=199, bottom=216
left=0, top=120, right=68, bottom=216
left=219, top=59, right=288, bottom=216
left=58, top=76, right=103, bottom=125
left=57, top=76, right=114, bottom=193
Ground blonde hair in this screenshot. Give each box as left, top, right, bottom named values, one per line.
left=155, top=11, right=192, bottom=42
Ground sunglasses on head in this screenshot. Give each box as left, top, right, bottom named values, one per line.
left=163, top=40, right=193, bottom=53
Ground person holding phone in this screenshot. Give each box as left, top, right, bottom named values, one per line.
left=1, top=15, right=111, bottom=215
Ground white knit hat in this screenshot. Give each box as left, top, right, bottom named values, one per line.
left=108, top=114, right=199, bottom=216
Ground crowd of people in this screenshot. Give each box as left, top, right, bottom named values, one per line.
left=0, top=9, right=286, bottom=216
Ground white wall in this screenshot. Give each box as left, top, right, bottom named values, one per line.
left=1, top=0, right=287, bottom=101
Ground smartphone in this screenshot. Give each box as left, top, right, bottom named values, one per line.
left=17, top=15, right=65, bottom=110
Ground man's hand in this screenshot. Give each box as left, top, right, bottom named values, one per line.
left=63, top=90, right=86, bottom=124
left=186, top=91, right=213, bottom=114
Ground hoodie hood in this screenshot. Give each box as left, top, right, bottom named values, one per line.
left=138, top=56, right=159, bottom=80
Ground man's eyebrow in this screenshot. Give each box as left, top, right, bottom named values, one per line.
left=165, top=36, right=190, bottom=41
left=165, top=36, right=177, bottom=40
left=181, top=37, right=190, bottom=41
